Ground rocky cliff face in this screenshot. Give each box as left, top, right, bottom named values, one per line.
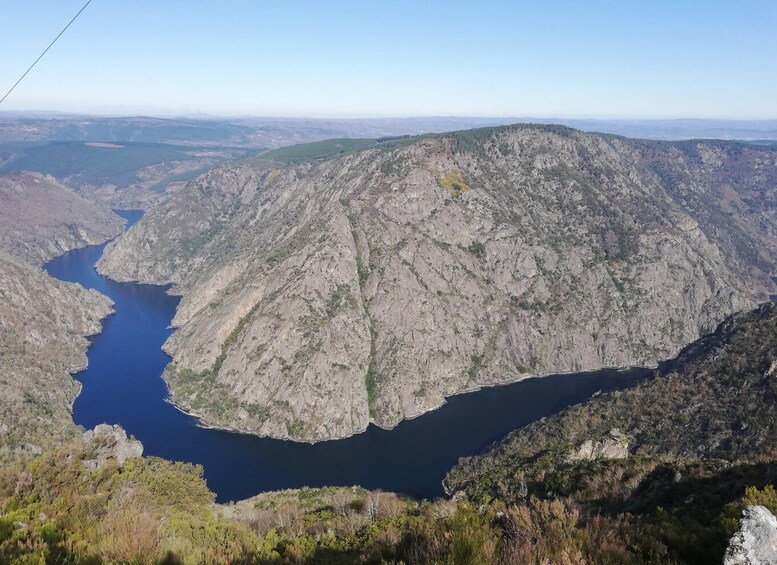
left=441, top=299, right=777, bottom=564
left=0, top=172, right=124, bottom=264
left=444, top=301, right=777, bottom=499
left=97, top=125, right=777, bottom=441
left=0, top=173, right=122, bottom=460
left=725, top=505, right=777, bottom=565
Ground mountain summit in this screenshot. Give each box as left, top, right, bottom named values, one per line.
left=98, top=125, right=777, bottom=441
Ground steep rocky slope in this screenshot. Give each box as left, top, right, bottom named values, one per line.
left=3, top=314, right=776, bottom=563
left=0, top=173, right=122, bottom=460
left=98, top=125, right=777, bottom=441
left=444, top=301, right=777, bottom=500
left=443, top=301, right=777, bottom=563
left=0, top=172, right=124, bottom=263
left=0, top=253, right=112, bottom=460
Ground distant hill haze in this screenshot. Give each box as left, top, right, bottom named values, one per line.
left=0, top=142, right=248, bottom=209
left=2, top=115, right=774, bottom=209
left=2, top=114, right=776, bottom=144
left=98, top=124, right=777, bottom=442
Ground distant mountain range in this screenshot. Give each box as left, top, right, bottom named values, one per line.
left=1, top=114, right=773, bottom=210
left=2, top=113, right=776, bottom=145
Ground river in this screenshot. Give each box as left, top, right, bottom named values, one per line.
left=44, top=210, right=648, bottom=503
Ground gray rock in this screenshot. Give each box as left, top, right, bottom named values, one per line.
left=0, top=172, right=122, bottom=462
left=567, top=428, right=629, bottom=461
left=16, top=444, right=44, bottom=456
left=81, top=424, right=143, bottom=470
left=0, top=172, right=124, bottom=266
left=725, top=505, right=777, bottom=565
left=97, top=126, right=777, bottom=442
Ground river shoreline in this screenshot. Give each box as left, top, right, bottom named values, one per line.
left=165, top=363, right=651, bottom=444
left=43, top=213, right=655, bottom=503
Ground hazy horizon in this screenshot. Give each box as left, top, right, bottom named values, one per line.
left=1, top=1, right=776, bottom=119
left=4, top=110, right=777, bottom=123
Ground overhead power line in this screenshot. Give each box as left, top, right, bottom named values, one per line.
left=0, top=0, right=93, bottom=105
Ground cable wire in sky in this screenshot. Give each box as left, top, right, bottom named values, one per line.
left=0, top=0, right=93, bottom=105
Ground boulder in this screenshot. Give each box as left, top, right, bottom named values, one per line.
left=81, top=424, right=143, bottom=470
left=567, top=428, right=629, bottom=462
left=724, top=505, right=777, bottom=565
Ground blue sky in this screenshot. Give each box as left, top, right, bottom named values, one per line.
left=1, top=0, right=775, bottom=118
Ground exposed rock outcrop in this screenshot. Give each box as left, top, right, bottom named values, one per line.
left=445, top=302, right=777, bottom=502
left=0, top=173, right=122, bottom=461
left=98, top=125, right=777, bottom=441
left=0, top=172, right=123, bottom=264
left=566, top=428, right=629, bottom=461
left=725, top=505, right=777, bottom=565
left=81, top=424, right=143, bottom=470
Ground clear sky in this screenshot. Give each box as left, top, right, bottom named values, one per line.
left=1, top=0, right=775, bottom=118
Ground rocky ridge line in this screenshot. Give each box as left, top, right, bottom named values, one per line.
left=98, top=125, right=777, bottom=441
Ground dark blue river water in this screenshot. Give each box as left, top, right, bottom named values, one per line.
left=45, top=210, right=648, bottom=503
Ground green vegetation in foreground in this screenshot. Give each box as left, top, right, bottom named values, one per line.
left=1, top=433, right=774, bottom=564
left=0, top=439, right=254, bottom=564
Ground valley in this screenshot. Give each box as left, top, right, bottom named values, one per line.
left=1, top=123, right=776, bottom=564
left=45, top=226, right=647, bottom=502
left=3, top=249, right=776, bottom=561
left=0, top=173, right=123, bottom=461
left=1, top=3, right=775, bottom=561
left=98, top=125, right=777, bottom=443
